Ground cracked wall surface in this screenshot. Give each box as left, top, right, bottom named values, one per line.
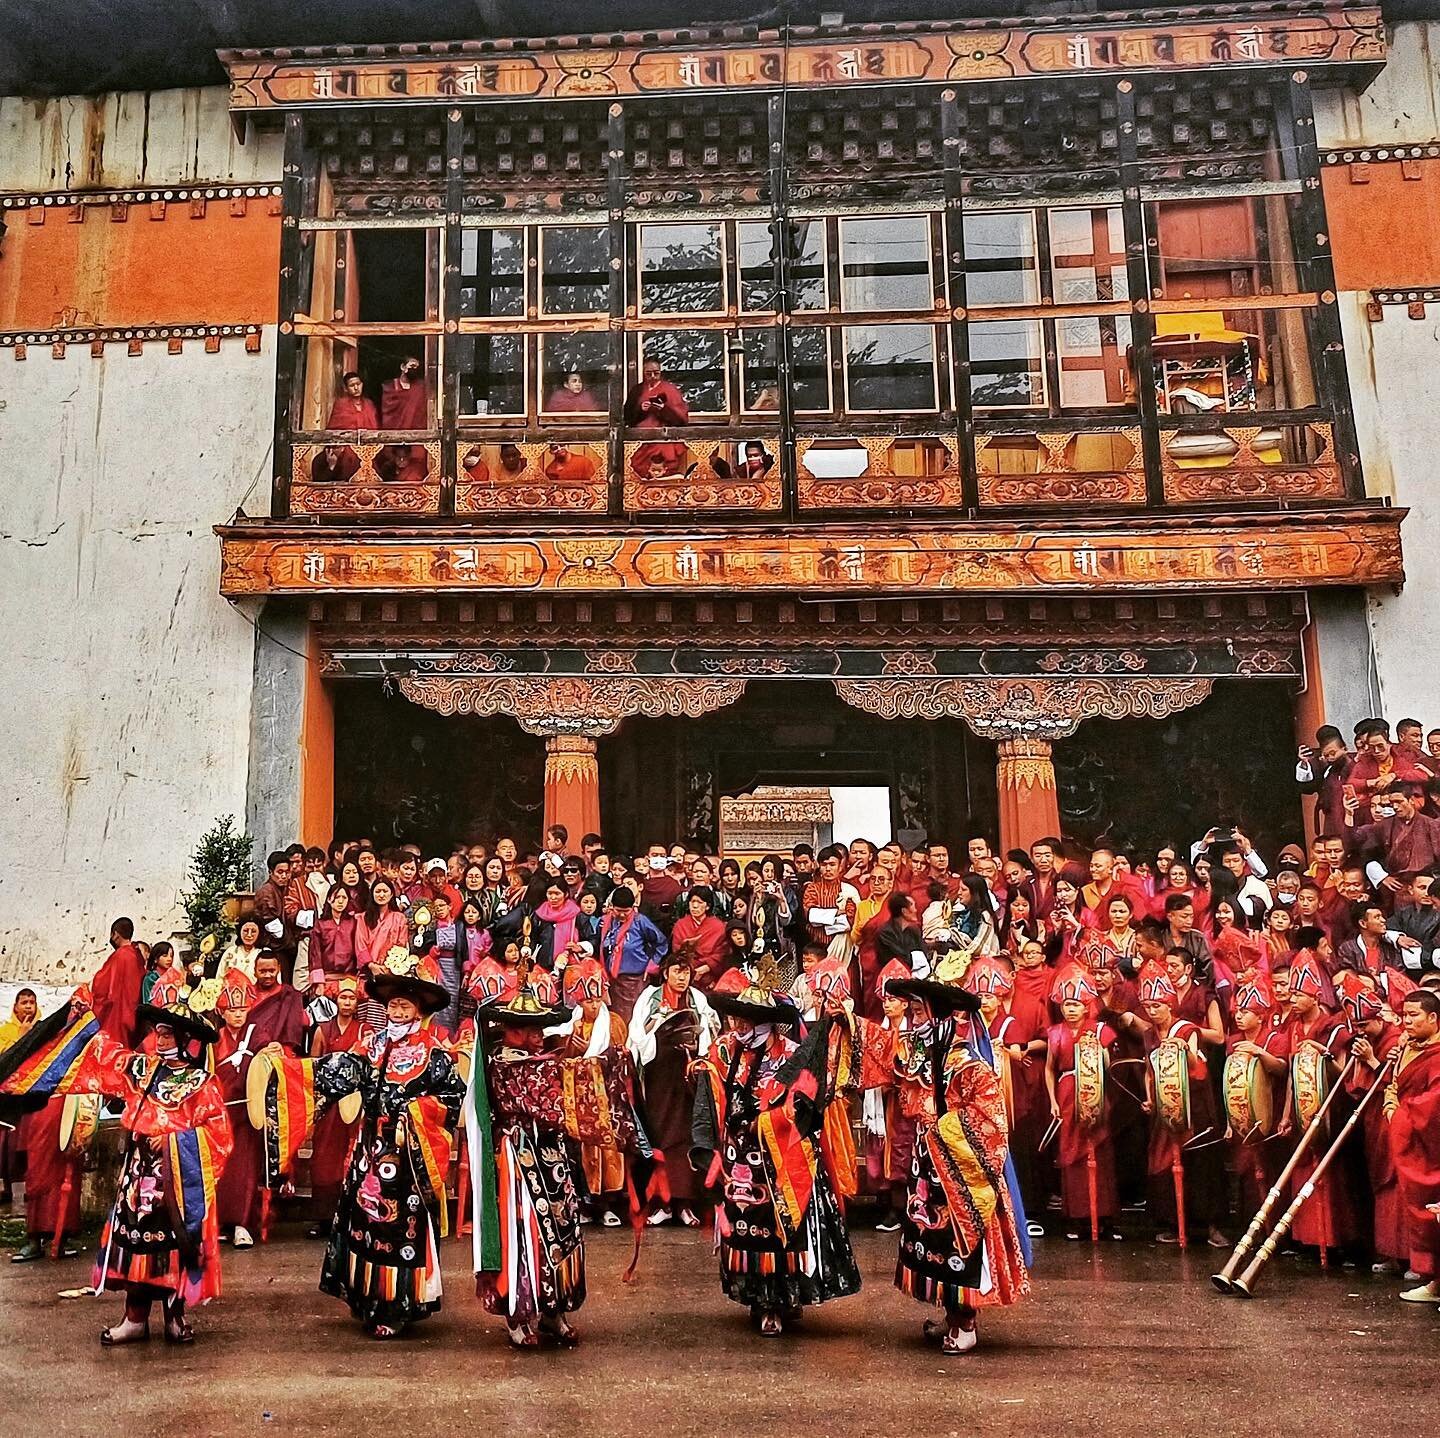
left=1317, top=23, right=1440, bottom=724
left=0, top=337, right=272, bottom=983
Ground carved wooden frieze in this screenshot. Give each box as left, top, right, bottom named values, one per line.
left=218, top=510, right=1405, bottom=596
left=833, top=675, right=1215, bottom=738
left=224, top=7, right=1385, bottom=113
left=796, top=435, right=965, bottom=510
left=975, top=427, right=1146, bottom=508
left=1160, top=422, right=1346, bottom=504
left=395, top=673, right=748, bottom=735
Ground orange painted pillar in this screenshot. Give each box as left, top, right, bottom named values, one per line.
left=544, top=735, right=601, bottom=843
left=996, top=737, right=1061, bottom=855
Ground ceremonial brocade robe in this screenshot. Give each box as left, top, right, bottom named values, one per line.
left=265, top=1028, right=465, bottom=1330
left=0, top=1012, right=232, bottom=1304
left=466, top=1038, right=644, bottom=1329
left=853, top=1017, right=1030, bottom=1312
left=691, top=1030, right=861, bottom=1314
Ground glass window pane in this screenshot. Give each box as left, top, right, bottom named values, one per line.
left=969, top=320, right=1044, bottom=408
left=639, top=223, right=724, bottom=315
left=1049, top=207, right=1129, bottom=304
left=739, top=219, right=827, bottom=311
left=841, top=216, right=932, bottom=312
left=541, top=334, right=609, bottom=415
left=741, top=329, right=831, bottom=413
left=637, top=331, right=727, bottom=415
left=458, top=334, right=525, bottom=417
left=460, top=229, right=525, bottom=318
left=962, top=212, right=1038, bottom=306
left=541, top=226, right=609, bottom=316
left=1057, top=315, right=1133, bottom=408
left=843, top=324, right=937, bottom=412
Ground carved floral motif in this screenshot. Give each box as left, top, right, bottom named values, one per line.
left=832, top=676, right=1215, bottom=739
left=396, top=675, right=748, bottom=736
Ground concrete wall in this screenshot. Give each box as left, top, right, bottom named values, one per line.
left=1316, top=21, right=1440, bottom=727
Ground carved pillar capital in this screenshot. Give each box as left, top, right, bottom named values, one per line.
left=996, top=736, right=1056, bottom=792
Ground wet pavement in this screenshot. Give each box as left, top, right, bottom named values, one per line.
left=0, top=1224, right=1435, bottom=1437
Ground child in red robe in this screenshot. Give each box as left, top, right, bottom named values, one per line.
left=1045, top=970, right=1122, bottom=1241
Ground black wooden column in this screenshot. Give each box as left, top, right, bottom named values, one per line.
left=606, top=103, right=628, bottom=515
left=1115, top=79, right=1165, bottom=508
left=939, top=89, right=978, bottom=511
left=1277, top=71, right=1364, bottom=500
left=767, top=91, right=799, bottom=519
left=272, top=111, right=308, bottom=519
left=441, top=108, right=465, bottom=518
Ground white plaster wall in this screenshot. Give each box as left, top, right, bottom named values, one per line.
left=0, top=86, right=282, bottom=191
left=1314, top=23, right=1440, bottom=725
left=1339, top=295, right=1440, bottom=722
left=0, top=335, right=275, bottom=984
left=1314, top=22, right=1440, bottom=147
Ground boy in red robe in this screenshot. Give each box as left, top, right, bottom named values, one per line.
left=307, top=977, right=372, bottom=1237
left=214, top=970, right=265, bottom=1249
left=1279, top=953, right=1356, bottom=1258
left=1045, top=970, right=1122, bottom=1241
left=1336, top=974, right=1405, bottom=1270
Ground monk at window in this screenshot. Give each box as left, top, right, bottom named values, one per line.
left=546, top=371, right=602, bottom=412
left=625, top=358, right=689, bottom=477
left=325, top=371, right=378, bottom=431
left=378, top=355, right=429, bottom=483
left=545, top=443, right=598, bottom=482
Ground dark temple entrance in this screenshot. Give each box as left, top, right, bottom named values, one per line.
left=598, top=680, right=996, bottom=856
left=329, top=674, right=1303, bottom=860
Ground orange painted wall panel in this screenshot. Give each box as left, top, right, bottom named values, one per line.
left=1324, top=160, right=1440, bottom=290
left=0, top=206, right=279, bottom=329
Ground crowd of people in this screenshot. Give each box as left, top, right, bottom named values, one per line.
left=2, top=713, right=1440, bottom=1353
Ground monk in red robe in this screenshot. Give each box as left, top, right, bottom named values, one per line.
left=306, top=977, right=371, bottom=1237
left=625, top=358, right=689, bottom=477
left=1388, top=990, right=1440, bottom=1301
left=219, top=954, right=306, bottom=1246
left=325, top=371, right=379, bottom=430
left=378, top=356, right=429, bottom=482
left=214, top=970, right=265, bottom=1247
left=1045, top=970, right=1121, bottom=1240
left=92, top=918, right=146, bottom=1046
left=1336, top=977, right=1405, bottom=1268
left=1280, top=954, right=1357, bottom=1256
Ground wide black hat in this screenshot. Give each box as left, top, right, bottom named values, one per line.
left=883, top=973, right=982, bottom=1016
left=708, top=956, right=802, bottom=1026
left=136, top=999, right=220, bottom=1048
left=474, top=987, right=572, bottom=1029
left=367, top=948, right=450, bottom=1016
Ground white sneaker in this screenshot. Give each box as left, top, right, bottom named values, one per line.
left=600, top=1210, right=623, bottom=1228
left=646, top=1207, right=671, bottom=1227
left=232, top=1226, right=255, bottom=1250
left=1399, top=1281, right=1440, bottom=1303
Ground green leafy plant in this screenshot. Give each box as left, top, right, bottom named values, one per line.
left=181, top=815, right=255, bottom=944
